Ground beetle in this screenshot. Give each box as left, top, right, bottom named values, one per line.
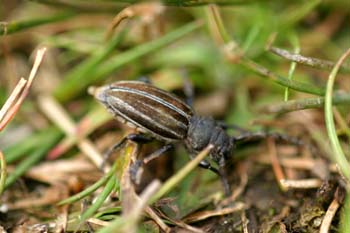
left=89, top=80, right=305, bottom=195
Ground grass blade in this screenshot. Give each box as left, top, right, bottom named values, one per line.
left=55, top=20, right=202, bottom=102
left=3, top=127, right=59, bottom=164
left=80, top=174, right=118, bottom=222
left=58, top=161, right=118, bottom=206
left=0, top=151, right=7, bottom=195
left=0, top=11, right=76, bottom=35
left=54, top=28, right=128, bottom=102
left=149, top=144, right=213, bottom=204
left=4, top=129, right=61, bottom=189
left=340, top=193, right=350, bottom=233
left=324, top=48, right=350, bottom=180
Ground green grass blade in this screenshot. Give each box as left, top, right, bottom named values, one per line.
left=4, top=129, right=62, bottom=189
left=0, top=11, right=76, bottom=35
left=0, top=151, right=7, bottom=195
left=93, top=21, right=202, bottom=80
left=149, top=145, right=212, bottom=204
left=282, top=0, right=321, bottom=27
left=284, top=34, right=299, bottom=101
left=3, top=127, right=59, bottom=164
left=54, top=20, right=201, bottom=102
left=97, top=145, right=212, bottom=233
left=54, top=28, right=128, bottom=102
left=80, top=174, right=118, bottom=222
left=58, top=160, right=118, bottom=205
left=324, top=49, right=350, bottom=180
left=340, top=193, right=350, bottom=233
left=241, top=57, right=325, bottom=96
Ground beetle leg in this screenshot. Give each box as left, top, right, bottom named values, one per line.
left=101, top=133, right=153, bottom=170
left=143, top=144, right=174, bottom=164
left=233, top=131, right=304, bottom=146
left=232, top=131, right=316, bottom=157
left=198, top=160, right=220, bottom=175
left=126, top=133, right=154, bottom=144
left=218, top=157, right=231, bottom=197
left=197, top=159, right=231, bottom=196
left=130, top=144, right=174, bottom=184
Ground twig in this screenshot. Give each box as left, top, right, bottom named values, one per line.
left=279, top=178, right=322, bottom=189
left=268, top=46, right=350, bottom=73
left=262, top=93, right=350, bottom=114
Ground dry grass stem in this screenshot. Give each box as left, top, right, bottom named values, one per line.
left=145, top=207, right=171, bottom=233
left=48, top=107, right=112, bottom=159
left=267, top=46, right=350, bottom=72
left=255, top=156, right=337, bottom=172
left=87, top=218, right=110, bottom=227
left=241, top=211, right=249, bottom=233
left=105, top=2, right=164, bottom=40
left=120, top=180, right=162, bottom=233
left=0, top=78, right=27, bottom=123
left=267, top=138, right=287, bottom=191
left=183, top=203, right=246, bottom=223
left=320, top=189, right=342, bottom=233
left=280, top=178, right=322, bottom=189
left=26, top=158, right=95, bottom=184
left=0, top=48, right=46, bottom=130
left=37, top=94, right=108, bottom=170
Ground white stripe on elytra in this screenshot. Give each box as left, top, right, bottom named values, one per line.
left=107, top=95, right=183, bottom=139
left=112, top=86, right=191, bottom=119
left=136, top=98, right=188, bottom=130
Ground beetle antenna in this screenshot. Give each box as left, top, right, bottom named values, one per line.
left=231, top=131, right=316, bottom=154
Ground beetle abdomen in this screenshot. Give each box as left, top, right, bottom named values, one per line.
left=94, top=81, right=193, bottom=141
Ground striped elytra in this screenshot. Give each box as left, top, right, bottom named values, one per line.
left=92, top=81, right=193, bottom=142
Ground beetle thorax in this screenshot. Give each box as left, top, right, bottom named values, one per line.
left=185, top=116, right=233, bottom=164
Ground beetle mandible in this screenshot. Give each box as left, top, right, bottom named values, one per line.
left=89, top=80, right=304, bottom=195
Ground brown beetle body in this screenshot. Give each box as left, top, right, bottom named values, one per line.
left=93, top=81, right=193, bottom=142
